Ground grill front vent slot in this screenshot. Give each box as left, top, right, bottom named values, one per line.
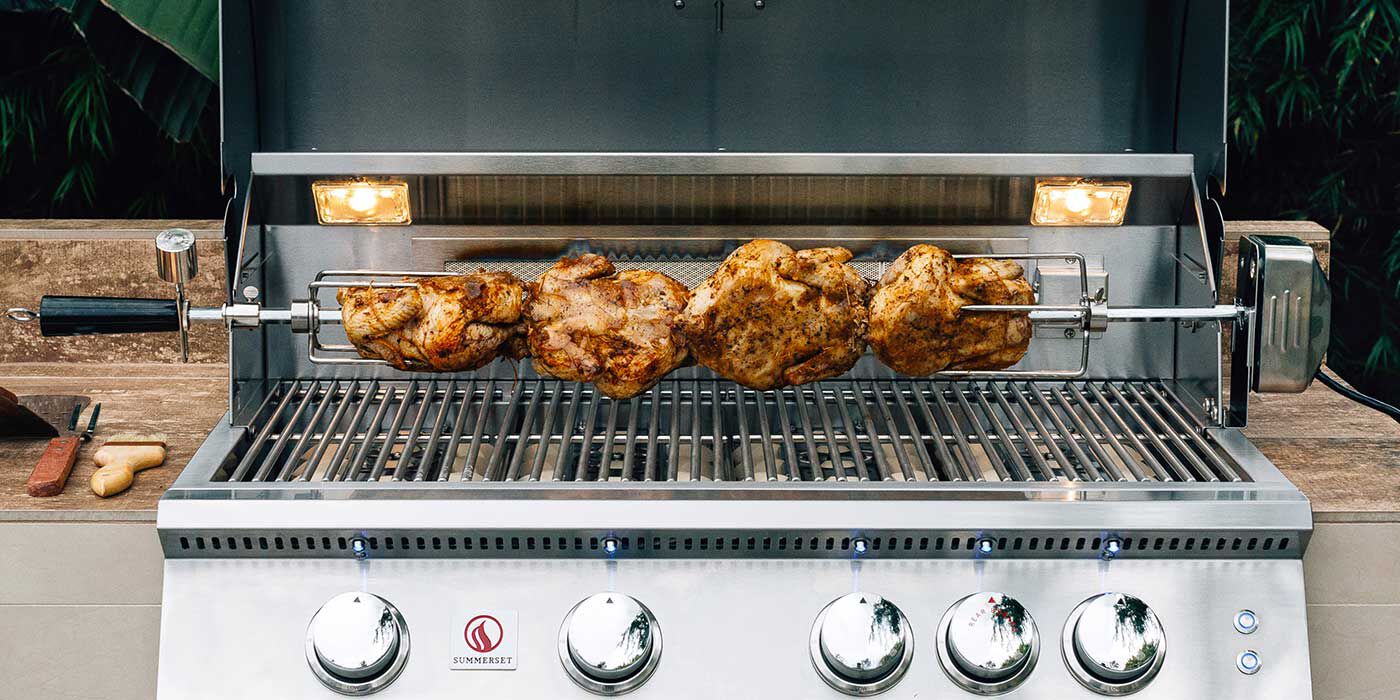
left=165, top=530, right=1296, bottom=560
left=222, top=379, right=1240, bottom=485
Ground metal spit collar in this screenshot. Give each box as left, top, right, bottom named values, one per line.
left=154, top=229, right=197, bottom=361
left=155, top=228, right=198, bottom=283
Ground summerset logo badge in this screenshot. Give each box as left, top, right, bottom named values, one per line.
left=451, top=609, right=518, bottom=670
left=465, top=615, right=504, bottom=653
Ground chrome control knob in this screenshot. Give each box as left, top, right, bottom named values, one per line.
left=937, top=592, right=1039, bottom=693
left=810, top=592, right=914, bottom=695
left=559, top=592, right=662, bottom=695
left=1063, top=593, right=1166, bottom=695
left=305, top=592, right=410, bottom=695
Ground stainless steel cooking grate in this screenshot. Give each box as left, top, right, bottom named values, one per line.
left=223, top=379, right=1240, bottom=485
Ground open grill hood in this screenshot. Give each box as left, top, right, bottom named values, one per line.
left=219, top=1, right=1227, bottom=191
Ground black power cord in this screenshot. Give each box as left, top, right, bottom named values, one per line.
left=1315, top=370, right=1400, bottom=425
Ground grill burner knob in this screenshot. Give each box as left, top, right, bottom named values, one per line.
left=810, top=592, right=914, bottom=695
left=938, top=592, right=1039, bottom=693
left=1064, top=593, right=1166, bottom=694
left=305, top=592, right=410, bottom=695
left=559, top=592, right=662, bottom=695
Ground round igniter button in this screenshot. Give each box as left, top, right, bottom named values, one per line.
left=1234, top=609, right=1258, bottom=635
left=305, top=592, right=410, bottom=695
left=1237, top=650, right=1262, bottom=675
left=938, top=592, right=1039, bottom=694
left=810, top=592, right=914, bottom=695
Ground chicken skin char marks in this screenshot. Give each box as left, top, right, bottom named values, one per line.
left=867, top=244, right=1034, bottom=375
left=336, top=272, right=527, bottom=371
left=678, top=240, right=872, bottom=391
left=526, top=254, right=691, bottom=399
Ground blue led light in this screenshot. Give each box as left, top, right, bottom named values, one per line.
left=1102, top=538, right=1123, bottom=559
left=603, top=537, right=620, bottom=555
left=977, top=538, right=994, bottom=554
left=853, top=539, right=868, bottom=554
left=1235, top=610, right=1258, bottom=634
left=351, top=537, right=368, bottom=560
left=1236, top=650, right=1261, bottom=675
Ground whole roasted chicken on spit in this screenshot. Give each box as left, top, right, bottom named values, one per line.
left=337, top=272, right=527, bottom=371
left=678, top=240, right=872, bottom=390
left=526, top=254, right=691, bottom=399
left=867, top=244, right=1034, bottom=374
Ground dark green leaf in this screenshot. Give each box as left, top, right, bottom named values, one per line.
left=102, top=0, right=217, bottom=82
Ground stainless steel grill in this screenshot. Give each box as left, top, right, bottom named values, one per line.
left=226, top=378, right=1239, bottom=486
left=89, top=4, right=1328, bottom=696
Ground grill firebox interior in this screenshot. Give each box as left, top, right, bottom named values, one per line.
left=223, top=378, right=1241, bottom=486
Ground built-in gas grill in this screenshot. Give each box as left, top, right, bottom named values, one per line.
left=7, top=2, right=1330, bottom=698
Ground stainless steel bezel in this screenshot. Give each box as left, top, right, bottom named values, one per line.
left=303, top=596, right=411, bottom=696
left=1060, top=595, right=1166, bottom=696
left=808, top=596, right=916, bottom=696
left=936, top=594, right=1039, bottom=695
left=1233, top=609, right=1259, bottom=635
left=1236, top=649, right=1261, bottom=675
left=557, top=595, right=663, bottom=696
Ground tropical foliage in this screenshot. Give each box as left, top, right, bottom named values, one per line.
left=0, top=1, right=220, bottom=216
left=1225, top=0, right=1400, bottom=400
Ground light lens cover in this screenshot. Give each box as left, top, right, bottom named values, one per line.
left=312, top=180, right=412, bottom=225
left=1031, top=179, right=1132, bottom=226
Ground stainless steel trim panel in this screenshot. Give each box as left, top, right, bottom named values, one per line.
left=157, top=558, right=1311, bottom=699
left=250, top=152, right=1196, bottom=178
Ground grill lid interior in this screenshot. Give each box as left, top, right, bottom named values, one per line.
left=224, top=1, right=1226, bottom=185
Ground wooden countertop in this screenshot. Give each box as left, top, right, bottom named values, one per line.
left=1239, top=374, right=1400, bottom=522
left=0, top=363, right=226, bottom=520
left=1, top=362, right=1396, bottom=522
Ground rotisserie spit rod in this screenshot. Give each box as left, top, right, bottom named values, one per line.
left=17, top=298, right=1249, bottom=331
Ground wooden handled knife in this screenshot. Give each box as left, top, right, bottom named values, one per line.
left=26, top=402, right=101, bottom=497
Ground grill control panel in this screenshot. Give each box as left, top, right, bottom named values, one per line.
left=160, top=558, right=1309, bottom=698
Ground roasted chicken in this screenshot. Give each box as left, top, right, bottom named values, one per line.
left=867, top=244, right=1034, bottom=375
left=679, top=240, right=871, bottom=390
left=526, top=254, right=691, bottom=399
left=337, top=272, right=527, bottom=371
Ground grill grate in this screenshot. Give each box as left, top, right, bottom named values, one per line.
left=223, top=379, right=1240, bottom=485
